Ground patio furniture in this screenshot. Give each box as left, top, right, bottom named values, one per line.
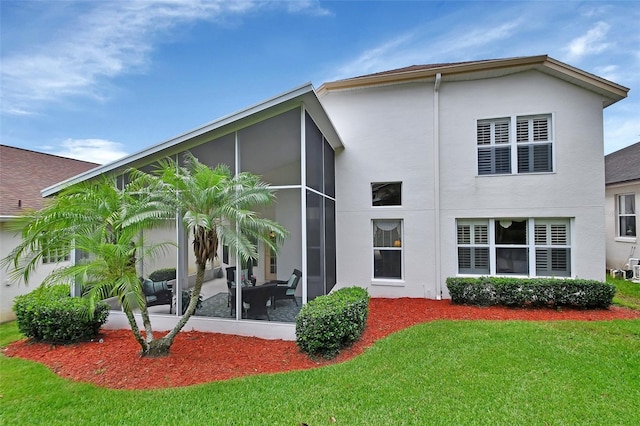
left=242, top=283, right=276, bottom=320
left=269, top=269, right=301, bottom=308
left=141, top=278, right=172, bottom=308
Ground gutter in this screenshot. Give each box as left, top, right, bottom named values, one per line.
left=433, top=73, right=442, bottom=299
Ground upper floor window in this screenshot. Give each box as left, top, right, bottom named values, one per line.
left=372, top=182, right=402, bottom=206
left=617, top=194, right=636, bottom=237
left=477, top=114, right=553, bottom=176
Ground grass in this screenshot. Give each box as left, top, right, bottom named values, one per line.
left=1, top=279, right=639, bottom=425
left=2, top=319, right=639, bottom=425
left=609, top=275, right=640, bottom=309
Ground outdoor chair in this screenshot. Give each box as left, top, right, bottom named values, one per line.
left=241, top=284, right=275, bottom=320
left=141, top=278, right=172, bottom=308
left=269, top=269, right=301, bottom=308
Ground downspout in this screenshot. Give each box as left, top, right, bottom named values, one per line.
left=433, top=73, right=442, bottom=300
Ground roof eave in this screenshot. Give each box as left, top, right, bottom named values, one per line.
left=317, top=55, right=629, bottom=106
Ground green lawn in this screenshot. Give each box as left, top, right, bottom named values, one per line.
left=610, top=275, right=640, bottom=309
left=2, top=318, right=639, bottom=425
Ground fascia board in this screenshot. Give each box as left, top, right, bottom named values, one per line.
left=318, top=55, right=629, bottom=106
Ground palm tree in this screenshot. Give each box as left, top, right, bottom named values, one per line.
left=3, top=153, right=287, bottom=357
left=1, top=177, right=174, bottom=354
left=131, top=152, right=288, bottom=356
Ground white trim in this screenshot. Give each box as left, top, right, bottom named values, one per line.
left=300, top=105, right=308, bottom=305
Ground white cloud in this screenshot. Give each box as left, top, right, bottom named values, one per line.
left=604, top=115, right=640, bottom=154
left=329, top=34, right=416, bottom=80
left=326, top=17, right=522, bottom=82
left=593, top=64, right=620, bottom=83
left=564, top=21, right=611, bottom=61
left=286, top=0, right=333, bottom=17
left=0, top=1, right=265, bottom=116
left=48, top=139, right=130, bottom=164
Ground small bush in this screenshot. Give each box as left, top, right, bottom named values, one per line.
left=447, top=277, right=615, bottom=308
left=296, top=286, right=369, bottom=359
left=148, top=268, right=176, bottom=282
left=13, top=284, right=109, bottom=343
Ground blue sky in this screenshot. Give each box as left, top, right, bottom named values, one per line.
left=1, top=1, right=638, bottom=164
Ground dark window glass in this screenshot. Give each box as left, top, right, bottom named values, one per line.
left=325, top=198, right=336, bottom=293
left=324, top=140, right=335, bottom=198
left=373, top=250, right=402, bottom=279
left=495, top=220, right=527, bottom=244
left=305, top=113, right=323, bottom=192
left=306, top=190, right=324, bottom=299
left=496, top=248, right=529, bottom=274
left=372, top=182, right=402, bottom=206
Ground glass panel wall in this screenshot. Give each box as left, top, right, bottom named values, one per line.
left=238, top=108, right=301, bottom=186
left=306, top=190, right=324, bottom=299
left=304, top=112, right=337, bottom=300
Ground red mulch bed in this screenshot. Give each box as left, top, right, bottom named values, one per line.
left=4, top=298, right=639, bottom=390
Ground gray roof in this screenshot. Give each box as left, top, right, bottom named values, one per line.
left=605, top=141, right=640, bottom=185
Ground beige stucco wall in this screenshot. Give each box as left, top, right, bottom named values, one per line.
left=0, top=220, right=74, bottom=323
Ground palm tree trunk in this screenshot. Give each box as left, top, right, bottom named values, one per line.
left=141, top=265, right=206, bottom=357
left=123, top=308, right=149, bottom=354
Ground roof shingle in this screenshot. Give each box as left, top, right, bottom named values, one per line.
left=605, top=142, right=640, bottom=185
left=0, top=145, right=99, bottom=216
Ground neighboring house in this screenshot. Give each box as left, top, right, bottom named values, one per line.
left=37, top=55, right=629, bottom=339
left=0, top=145, right=99, bottom=322
left=605, top=142, right=639, bottom=273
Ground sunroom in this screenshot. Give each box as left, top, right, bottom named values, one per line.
left=44, top=84, right=343, bottom=340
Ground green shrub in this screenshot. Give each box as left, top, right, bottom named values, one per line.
left=148, top=268, right=177, bottom=282
left=447, top=277, right=615, bottom=308
left=296, top=286, right=369, bottom=359
left=13, top=284, right=109, bottom=343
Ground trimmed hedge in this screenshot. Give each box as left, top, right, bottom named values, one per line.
left=13, top=284, right=109, bottom=343
left=446, top=277, right=615, bottom=308
left=296, top=286, right=369, bottom=359
left=148, top=268, right=176, bottom=282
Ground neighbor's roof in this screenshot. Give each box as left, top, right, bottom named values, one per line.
left=318, top=55, right=629, bottom=107
left=605, top=142, right=640, bottom=185
left=0, top=145, right=99, bottom=217
left=42, top=83, right=342, bottom=197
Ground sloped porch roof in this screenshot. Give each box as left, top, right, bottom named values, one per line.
left=42, top=83, right=342, bottom=197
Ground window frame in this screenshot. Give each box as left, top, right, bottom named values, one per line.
left=372, top=219, right=403, bottom=281
left=456, top=218, right=571, bottom=277
left=42, top=246, right=70, bottom=264
left=616, top=194, right=637, bottom=238
left=476, top=113, right=554, bottom=176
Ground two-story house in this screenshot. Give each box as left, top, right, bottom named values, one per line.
left=39, top=55, right=628, bottom=339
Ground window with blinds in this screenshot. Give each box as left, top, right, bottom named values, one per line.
left=477, top=114, right=553, bottom=175
left=617, top=194, right=636, bottom=237
left=477, top=119, right=511, bottom=175
left=534, top=221, right=571, bottom=277
left=457, top=221, right=490, bottom=274
left=456, top=218, right=571, bottom=277
left=373, top=219, right=403, bottom=279
left=517, top=115, right=552, bottom=173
